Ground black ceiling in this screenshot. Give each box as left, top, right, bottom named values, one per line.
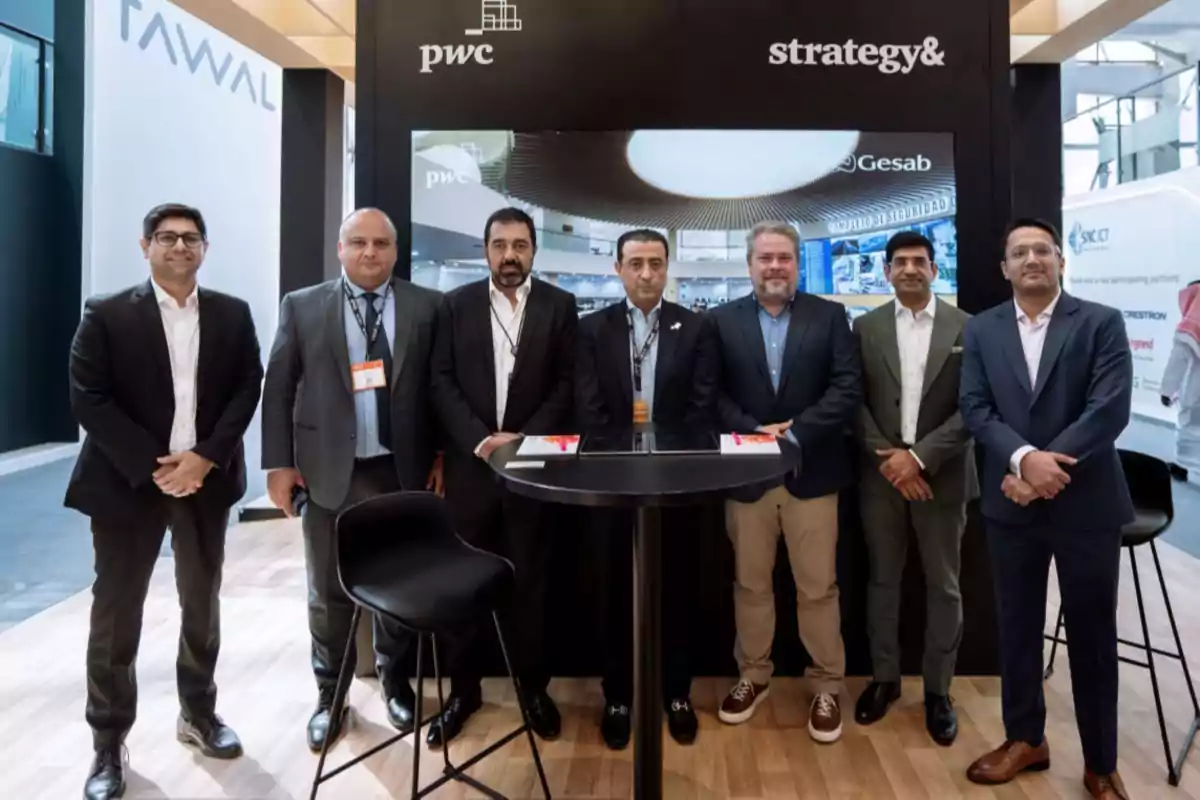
left=478, top=131, right=956, bottom=230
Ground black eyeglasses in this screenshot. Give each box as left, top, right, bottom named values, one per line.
left=152, top=231, right=206, bottom=248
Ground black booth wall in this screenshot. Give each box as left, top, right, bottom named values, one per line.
left=354, top=0, right=1019, bottom=678
left=0, top=0, right=84, bottom=454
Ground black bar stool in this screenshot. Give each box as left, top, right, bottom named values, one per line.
left=309, top=491, right=552, bottom=800
left=1043, top=449, right=1200, bottom=786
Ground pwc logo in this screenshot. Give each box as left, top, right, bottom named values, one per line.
left=419, top=0, right=523, bottom=74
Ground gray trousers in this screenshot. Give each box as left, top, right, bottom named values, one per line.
left=860, top=487, right=965, bottom=693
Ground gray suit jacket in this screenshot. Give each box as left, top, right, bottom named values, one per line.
left=853, top=298, right=978, bottom=505
left=261, top=276, right=443, bottom=510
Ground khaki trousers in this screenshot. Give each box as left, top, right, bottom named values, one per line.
left=726, top=487, right=845, bottom=695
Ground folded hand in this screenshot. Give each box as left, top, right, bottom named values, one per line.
left=1002, top=474, right=1039, bottom=506
left=155, top=451, right=214, bottom=498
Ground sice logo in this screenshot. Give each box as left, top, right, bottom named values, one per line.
left=420, top=0, right=522, bottom=74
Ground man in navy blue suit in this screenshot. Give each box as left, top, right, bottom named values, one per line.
left=959, top=218, right=1133, bottom=800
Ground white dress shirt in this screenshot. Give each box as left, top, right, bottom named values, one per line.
left=1009, top=291, right=1062, bottom=477
left=152, top=279, right=201, bottom=454
left=476, top=280, right=531, bottom=454
left=895, top=298, right=936, bottom=461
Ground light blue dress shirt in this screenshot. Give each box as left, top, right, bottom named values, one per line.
left=342, top=273, right=395, bottom=458
left=756, top=294, right=799, bottom=444
left=627, top=297, right=662, bottom=418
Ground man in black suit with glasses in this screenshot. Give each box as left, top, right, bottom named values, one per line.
left=67, top=203, right=263, bottom=800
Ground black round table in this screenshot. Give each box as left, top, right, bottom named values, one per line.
left=489, top=432, right=801, bottom=800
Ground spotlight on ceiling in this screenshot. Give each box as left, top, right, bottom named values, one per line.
left=626, top=130, right=861, bottom=199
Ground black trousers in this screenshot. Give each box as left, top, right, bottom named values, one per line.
left=592, top=507, right=696, bottom=705
left=442, top=485, right=552, bottom=697
left=985, top=519, right=1121, bottom=775
left=85, top=496, right=229, bottom=750
left=301, top=456, right=414, bottom=698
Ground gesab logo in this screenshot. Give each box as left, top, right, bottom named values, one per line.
left=769, top=37, right=946, bottom=74
left=120, top=0, right=276, bottom=111
left=420, top=0, right=522, bottom=74
left=836, top=154, right=932, bottom=173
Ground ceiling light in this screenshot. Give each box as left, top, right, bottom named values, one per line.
left=626, top=130, right=861, bottom=199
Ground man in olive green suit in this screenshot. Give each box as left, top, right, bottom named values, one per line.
left=851, top=230, right=978, bottom=747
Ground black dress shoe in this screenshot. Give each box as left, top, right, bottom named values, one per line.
left=84, top=745, right=126, bottom=800
left=925, top=693, right=957, bottom=746
left=386, top=682, right=417, bottom=732
left=426, top=691, right=483, bottom=747
left=855, top=681, right=901, bottom=725
left=600, top=702, right=631, bottom=750
left=525, top=689, right=562, bottom=740
left=666, top=697, right=698, bottom=745
left=307, top=687, right=350, bottom=753
left=177, top=714, right=244, bottom=759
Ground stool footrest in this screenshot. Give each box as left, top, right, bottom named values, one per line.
left=311, top=710, right=445, bottom=786
left=415, top=724, right=531, bottom=799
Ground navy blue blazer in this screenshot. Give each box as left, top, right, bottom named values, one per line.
left=710, top=292, right=862, bottom=502
left=959, top=292, right=1134, bottom=529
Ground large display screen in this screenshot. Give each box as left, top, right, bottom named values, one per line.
left=410, top=129, right=958, bottom=313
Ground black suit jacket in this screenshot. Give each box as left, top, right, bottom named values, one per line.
left=431, top=277, right=578, bottom=504
left=960, top=292, right=1135, bottom=528
left=710, top=292, right=862, bottom=501
left=575, top=299, right=717, bottom=429
left=65, top=280, right=263, bottom=521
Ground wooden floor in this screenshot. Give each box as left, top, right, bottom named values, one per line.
left=4, top=519, right=1200, bottom=799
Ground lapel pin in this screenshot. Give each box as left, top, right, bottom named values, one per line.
left=670, top=322, right=682, bottom=330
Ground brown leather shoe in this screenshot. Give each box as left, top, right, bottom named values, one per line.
left=1085, top=770, right=1131, bottom=799
left=966, top=740, right=1051, bottom=785
left=717, top=679, right=769, bottom=725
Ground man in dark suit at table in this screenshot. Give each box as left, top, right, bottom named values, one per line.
left=260, top=207, right=444, bottom=752
left=851, top=230, right=977, bottom=746
left=960, top=218, right=1133, bottom=800
left=574, top=228, right=718, bottom=749
left=66, top=203, right=263, bottom=800
left=708, top=221, right=862, bottom=743
left=429, top=206, right=579, bottom=746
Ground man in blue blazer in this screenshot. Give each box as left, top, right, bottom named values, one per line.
left=709, top=221, right=862, bottom=743
left=959, top=218, right=1133, bottom=800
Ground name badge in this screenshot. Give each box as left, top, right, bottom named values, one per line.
left=351, top=360, right=387, bottom=392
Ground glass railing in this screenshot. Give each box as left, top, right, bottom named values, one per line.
left=1063, top=63, right=1200, bottom=195
left=0, top=21, right=53, bottom=153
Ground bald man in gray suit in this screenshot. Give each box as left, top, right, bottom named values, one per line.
left=851, top=231, right=977, bottom=747
left=261, top=208, right=444, bottom=753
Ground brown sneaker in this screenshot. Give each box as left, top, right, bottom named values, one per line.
left=718, top=679, right=769, bottom=724
left=967, top=740, right=1051, bottom=785
left=1085, top=770, right=1131, bottom=800
left=808, top=692, right=842, bottom=743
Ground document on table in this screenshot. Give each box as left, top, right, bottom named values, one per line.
left=720, top=433, right=781, bottom=455
left=516, top=435, right=581, bottom=457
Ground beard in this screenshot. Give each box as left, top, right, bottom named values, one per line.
left=759, top=276, right=794, bottom=297
left=493, top=259, right=529, bottom=288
